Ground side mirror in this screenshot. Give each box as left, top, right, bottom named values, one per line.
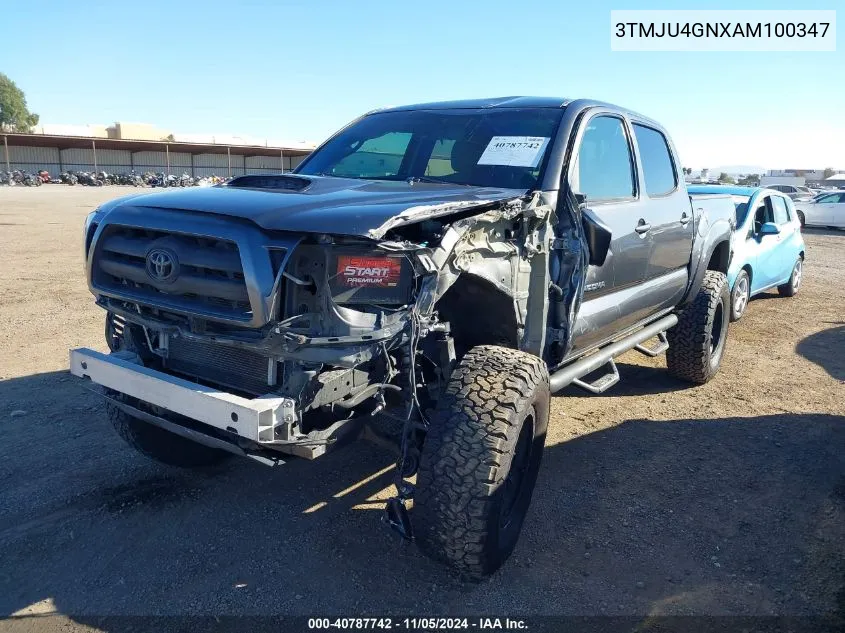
left=759, top=222, right=780, bottom=235
left=581, top=207, right=612, bottom=266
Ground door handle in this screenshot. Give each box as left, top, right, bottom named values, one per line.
left=680, top=212, right=691, bottom=225
left=635, top=219, right=651, bottom=234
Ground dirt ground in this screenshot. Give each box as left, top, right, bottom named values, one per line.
left=0, top=186, right=843, bottom=629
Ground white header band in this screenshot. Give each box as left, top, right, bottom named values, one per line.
left=611, top=10, right=836, bottom=52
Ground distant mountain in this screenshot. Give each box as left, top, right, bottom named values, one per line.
left=709, top=165, right=767, bottom=175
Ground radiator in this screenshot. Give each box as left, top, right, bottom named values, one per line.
left=164, top=336, right=275, bottom=396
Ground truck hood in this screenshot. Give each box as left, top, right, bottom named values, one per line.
left=105, top=175, right=526, bottom=239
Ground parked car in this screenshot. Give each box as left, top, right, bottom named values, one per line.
left=72, top=96, right=735, bottom=578
left=794, top=191, right=845, bottom=229
left=688, top=185, right=805, bottom=321
left=765, top=183, right=815, bottom=202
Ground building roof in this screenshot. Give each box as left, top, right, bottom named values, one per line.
left=1, top=132, right=312, bottom=158
left=825, top=173, right=845, bottom=180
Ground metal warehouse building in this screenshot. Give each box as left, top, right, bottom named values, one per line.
left=2, top=133, right=313, bottom=178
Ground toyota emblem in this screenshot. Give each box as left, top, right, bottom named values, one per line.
left=145, top=248, right=179, bottom=284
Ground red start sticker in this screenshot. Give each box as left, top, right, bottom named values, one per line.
left=336, top=255, right=402, bottom=288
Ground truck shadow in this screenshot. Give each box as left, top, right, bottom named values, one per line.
left=1, top=371, right=843, bottom=627
left=796, top=324, right=845, bottom=381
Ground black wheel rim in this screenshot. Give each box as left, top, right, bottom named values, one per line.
left=710, top=301, right=725, bottom=357
left=500, top=411, right=534, bottom=530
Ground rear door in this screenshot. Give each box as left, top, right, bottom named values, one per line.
left=770, top=194, right=799, bottom=281
left=631, top=122, right=692, bottom=305
left=819, top=192, right=845, bottom=226
left=566, top=111, right=655, bottom=352
left=831, top=193, right=845, bottom=227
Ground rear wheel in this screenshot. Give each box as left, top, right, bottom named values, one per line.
left=730, top=270, right=750, bottom=322
left=666, top=271, right=730, bottom=384
left=415, top=345, right=550, bottom=579
left=778, top=257, right=803, bottom=297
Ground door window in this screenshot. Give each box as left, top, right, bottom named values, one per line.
left=751, top=197, right=774, bottom=235
left=571, top=116, right=636, bottom=202
left=771, top=196, right=790, bottom=224
left=632, top=124, right=677, bottom=196
left=818, top=193, right=845, bottom=203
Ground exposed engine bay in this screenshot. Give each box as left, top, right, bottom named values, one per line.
left=87, top=186, right=578, bottom=481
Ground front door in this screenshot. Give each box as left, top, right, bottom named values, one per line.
left=565, top=113, right=654, bottom=353
left=748, top=195, right=782, bottom=290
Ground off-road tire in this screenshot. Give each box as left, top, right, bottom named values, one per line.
left=778, top=256, right=803, bottom=297
left=106, top=396, right=231, bottom=468
left=414, top=345, right=550, bottom=579
left=666, top=270, right=730, bottom=384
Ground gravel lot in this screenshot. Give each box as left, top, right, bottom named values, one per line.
left=1, top=186, right=843, bottom=629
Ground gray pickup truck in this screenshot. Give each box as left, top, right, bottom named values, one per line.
left=72, top=97, right=735, bottom=578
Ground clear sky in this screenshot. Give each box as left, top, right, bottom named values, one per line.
left=1, top=0, right=841, bottom=170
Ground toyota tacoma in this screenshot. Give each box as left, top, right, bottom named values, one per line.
left=71, top=97, right=735, bottom=578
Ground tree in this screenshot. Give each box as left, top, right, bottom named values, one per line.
left=738, top=174, right=760, bottom=186
left=824, top=167, right=835, bottom=179
left=718, top=172, right=735, bottom=184
left=0, top=74, right=39, bottom=133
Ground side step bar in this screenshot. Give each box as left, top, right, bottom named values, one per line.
left=571, top=358, right=620, bottom=394
left=635, top=331, right=669, bottom=357
left=549, top=314, right=678, bottom=393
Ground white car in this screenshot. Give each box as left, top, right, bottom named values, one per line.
left=765, top=183, right=816, bottom=202
left=794, top=191, right=845, bottom=229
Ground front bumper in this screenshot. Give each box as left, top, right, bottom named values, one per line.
left=69, top=347, right=296, bottom=445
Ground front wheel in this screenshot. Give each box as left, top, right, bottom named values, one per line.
left=778, top=257, right=803, bottom=297
left=666, top=270, right=730, bottom=384
left=730, top=270, right=750, bottom=322
left=797, top=211, right=806, bottom=229
left=106, top=395, right=232, bottom=468
left=414, top=345, right=550, bottom=579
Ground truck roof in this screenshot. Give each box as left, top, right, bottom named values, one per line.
left=377, top=96, right=572, bottom=111
left=374, top=96, right=663, bottom=130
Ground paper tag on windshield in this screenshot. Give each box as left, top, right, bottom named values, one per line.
left=477, top=136, right=550, bottom=168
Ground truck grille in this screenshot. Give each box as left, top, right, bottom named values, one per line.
left=165, top=336, right=276, bottom=396
left=92, top=226, right=252, bottom=321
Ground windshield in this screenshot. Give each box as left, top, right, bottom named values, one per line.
left=297, top=108, right=564, bottom=190
left=731, top=195, right=751, bottom=225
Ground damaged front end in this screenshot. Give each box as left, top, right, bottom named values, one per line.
left=74, top=188, right=560, bottom=526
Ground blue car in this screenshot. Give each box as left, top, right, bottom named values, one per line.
left=688, top=185, right=805, bottom=321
